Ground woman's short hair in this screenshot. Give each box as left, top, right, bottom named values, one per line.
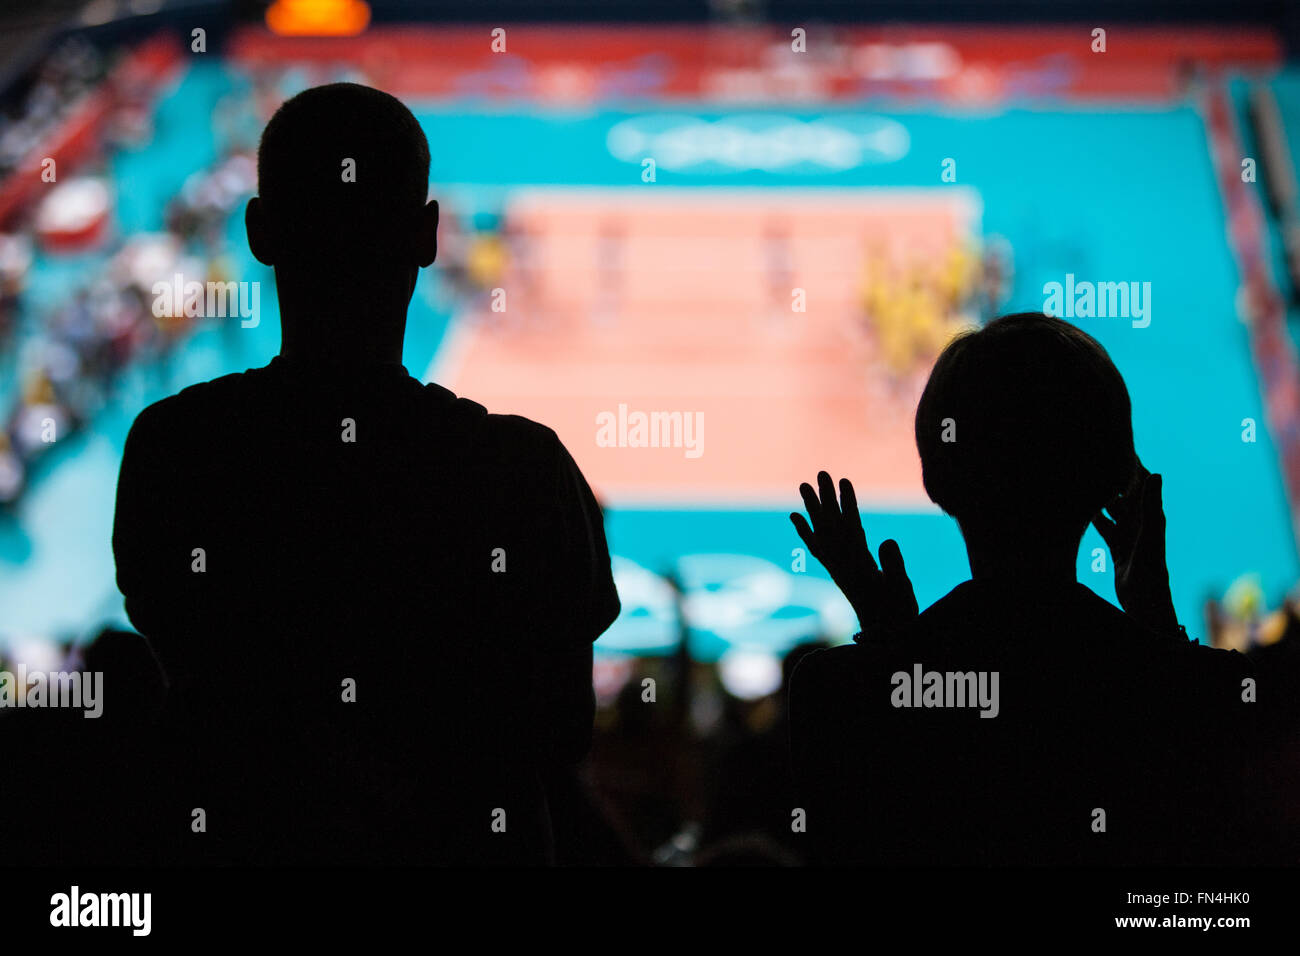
left=915, top=312, right=1137, bottom=532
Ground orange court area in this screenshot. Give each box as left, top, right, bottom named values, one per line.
left=428, top=187, right=981, bottom=507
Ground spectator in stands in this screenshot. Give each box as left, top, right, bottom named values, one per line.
left=112, top=84, right=619, bottom=864
left=789, top=313, right=1255, bottom=864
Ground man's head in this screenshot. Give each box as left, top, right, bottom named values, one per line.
left=246, top=83, right=437, bottom=273
left=915, top=312, right=1137, bottom=541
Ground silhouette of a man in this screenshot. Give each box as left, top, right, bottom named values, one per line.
left=112, top=84, right=620, bottom=864
left=789, top=313, right=1255, bottom=864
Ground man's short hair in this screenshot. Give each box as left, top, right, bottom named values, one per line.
left=915, top=312, right=1137, bottom=532
left=256, top=83, right=430, bottom=262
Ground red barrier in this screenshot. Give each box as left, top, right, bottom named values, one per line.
left=0, top=32, right=182, bottom=227
left=1203, top=79, right=1300, bottom=552
left=227, top=24, right=1281, bottom=103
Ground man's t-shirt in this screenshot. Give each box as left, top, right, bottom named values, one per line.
left=790, top=579, right=1255, bottom=865
left=112, top=355, right=620, bottom=863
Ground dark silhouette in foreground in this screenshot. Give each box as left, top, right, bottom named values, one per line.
left=110, top=84, right=619, bottom=863
left=790, top=313, right=1256, bottom=865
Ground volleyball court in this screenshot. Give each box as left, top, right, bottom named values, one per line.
left=429, top=187, right=984, bottom=507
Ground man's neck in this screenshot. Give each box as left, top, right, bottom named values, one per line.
left=273, top=267, right=412, bottom=366
left=276, top=307, right=407, bottom=366
left=278, top=332, right=404, bottom=366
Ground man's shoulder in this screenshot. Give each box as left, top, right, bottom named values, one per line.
left=127, top=369, right=256, bottom=439
left=418, top=381, right=563, bottom=459
left=129, top=368, right=565, bottom=456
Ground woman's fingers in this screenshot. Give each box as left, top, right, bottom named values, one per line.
left=789, top=512, right=817, bottom=555
left=816, top=470, right=840, bottom=520
left=879, top=539, right=918, bottom=617
left=798, top=482, right=822, bottom=531
left=839, top=477, right=869, bottom=549
left=1141, top=473, right=1166, bottom=536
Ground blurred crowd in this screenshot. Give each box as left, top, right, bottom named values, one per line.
left=0, top=151, right=253, bottom=507
left=0, top=37, right=104, bottom=182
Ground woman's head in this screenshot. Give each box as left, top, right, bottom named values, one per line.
left=915, top=313, right=1137, bottom=538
